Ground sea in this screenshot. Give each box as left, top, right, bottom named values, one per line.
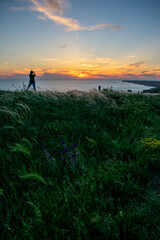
left=0, top=79, right=154, bottom=92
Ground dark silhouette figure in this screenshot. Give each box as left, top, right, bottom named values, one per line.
left=27, top=70, right=36, bottom=91
left=98, top=85, right=101, bottom=92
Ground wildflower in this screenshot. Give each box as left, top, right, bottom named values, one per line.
left=43, top=147, right=55, bottom=167
left=64, top=148, right=68, bottom=154
left=141, top=138, right=160, bottom=150
left=73, top=143, right=77, bottom=148
left=43, top=140, right=84, bottom=175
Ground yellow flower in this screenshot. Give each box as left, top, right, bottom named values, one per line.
left=141, top=138, right=160, bottom=150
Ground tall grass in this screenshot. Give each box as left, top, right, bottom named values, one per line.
left=0, top=90, right=160, bottom=239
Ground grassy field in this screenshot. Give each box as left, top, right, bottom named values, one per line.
left=0, top=89, right=160, bottom=240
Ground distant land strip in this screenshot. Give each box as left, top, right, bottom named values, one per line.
left=123, top=80, right=160, bottom=89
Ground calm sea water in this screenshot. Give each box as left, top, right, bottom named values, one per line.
left=0, top=79, right=153, bottom=92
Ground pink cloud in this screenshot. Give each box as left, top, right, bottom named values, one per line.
left=88, top=24, right=123, bottom=31
left=11, top=0, right=123, bottom=32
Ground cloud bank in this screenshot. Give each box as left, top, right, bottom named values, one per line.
left=11, top=0, right=123, bottom=32
left=129, top=62, right=145, bottom=69
left=1, top=68, right=160, bottom=81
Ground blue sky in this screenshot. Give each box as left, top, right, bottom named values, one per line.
left=0, top=0, right=160, bottom=80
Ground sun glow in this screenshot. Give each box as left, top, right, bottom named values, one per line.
left=1, top=54, right=160, bottom=80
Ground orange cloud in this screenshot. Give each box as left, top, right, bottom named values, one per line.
left=1, top=53, right=159, bottom=80
left=80, top=57, right=113, bottom=69
left=1, top=68, right=160, bottom=80
left=154, top=67, right=160, bottom=72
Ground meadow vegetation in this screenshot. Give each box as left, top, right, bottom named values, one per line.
left=0, top=89, right=160, bottom=239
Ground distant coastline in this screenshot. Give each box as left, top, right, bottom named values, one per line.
left=123, top=80, right=160, bottom=89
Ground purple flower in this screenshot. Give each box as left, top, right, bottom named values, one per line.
left=59, top=150, right=63, bottom=154
left=61, top=140, right=65, bottom=144
left=49, top=155, right=53, bottom=158
left=72, top=154, right=76, bottom=158
left=64, top=148, right=68, bottom=154
left=73, top=143, right=77, bottom=148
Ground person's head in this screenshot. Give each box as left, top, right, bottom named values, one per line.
left=30, top=70, right=34, bottom=75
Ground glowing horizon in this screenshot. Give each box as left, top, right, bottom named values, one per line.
left=0, top=0, right=160, bottom=81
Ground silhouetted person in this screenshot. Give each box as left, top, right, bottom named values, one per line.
left=27, top=70, right=36, bottom=91
left=98, top=85, right=101, bottom=92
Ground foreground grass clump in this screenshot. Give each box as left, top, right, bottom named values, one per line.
left=0, top=89, right=160, bottom=240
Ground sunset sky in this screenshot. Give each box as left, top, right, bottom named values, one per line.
left=0, top=0, right=160, bottom=80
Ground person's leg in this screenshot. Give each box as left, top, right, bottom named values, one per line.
left=32, top=82, right=36, bottom=91
left=27, top=82, right=31, bottom=90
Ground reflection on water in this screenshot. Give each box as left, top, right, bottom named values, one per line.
left=0, top=79, right=153, bottom=92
